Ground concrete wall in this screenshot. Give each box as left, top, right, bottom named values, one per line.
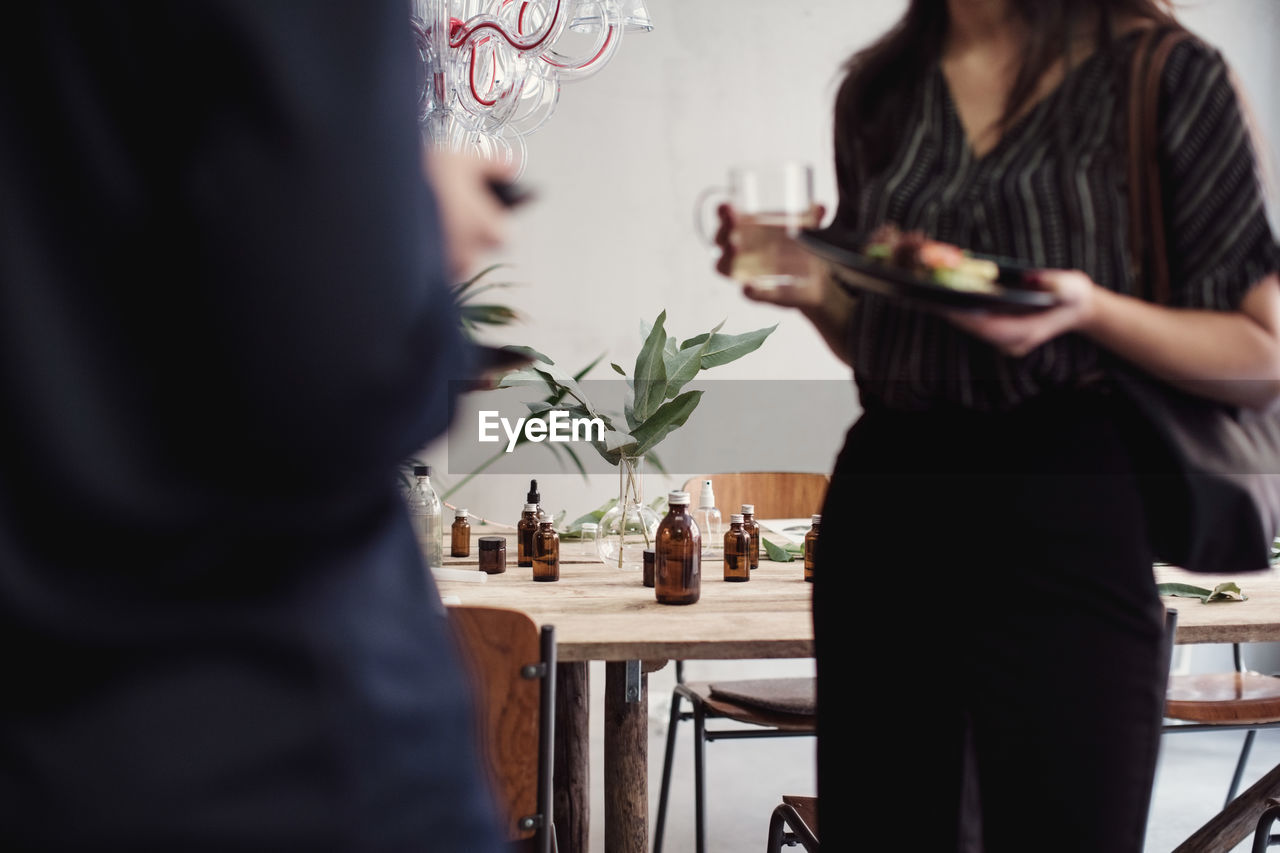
left=424, top=0, right=1280, bottom=535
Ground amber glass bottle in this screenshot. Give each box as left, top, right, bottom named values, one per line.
left=451, top=508, right=471, bottom=557
left=723, top=514, right=750, bottom=582
left=532, top=518, right=560, bottom=582
left=804, top=514, right=820, bottom=582
left=517, top=503, right=538, bottom=567
left=740, top=504, right=760, bottom=570
left=656, top=491, right=701, bottom=605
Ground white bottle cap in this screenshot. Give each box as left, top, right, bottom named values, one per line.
left=524, top=503, right=538, bottom=513
left=456, top=508, right=469, bottom=518
left=741, top=504, right=754, bottom=514
left=811, top=514, right=821, bottom=523
left=698, top=479, right=716, bottom=508
left=668, top=490, right=691, bottom=505
left=730, top=513, right=744, bottom=524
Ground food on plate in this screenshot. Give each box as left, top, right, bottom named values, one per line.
left=861, top=224, right=1003, bottom=293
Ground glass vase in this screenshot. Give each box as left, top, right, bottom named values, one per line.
left=597, top=454, right=662, bottom=571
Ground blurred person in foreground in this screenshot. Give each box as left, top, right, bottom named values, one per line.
left=0, top=2, right=513, bottom=850
left=714, top=1, right=1280, bottom=850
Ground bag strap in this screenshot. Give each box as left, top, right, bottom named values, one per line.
left=1125, top=26, right=1192, bottom=306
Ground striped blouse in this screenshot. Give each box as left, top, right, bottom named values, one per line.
left=833, top=32, right=1280, bottom=412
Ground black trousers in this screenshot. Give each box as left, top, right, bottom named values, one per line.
left=814, top=389, right=1168, bottom=853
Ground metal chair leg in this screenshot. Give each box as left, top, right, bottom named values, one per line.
left=1228, top=729, right=1258, bottom=807
left=766, top=805, right=788, bottom=853
left=694, top=702, right=708, bottom=853
left=653, top=691, right=683, bottom=853
left=1252, top=800, right=1280, bottom=853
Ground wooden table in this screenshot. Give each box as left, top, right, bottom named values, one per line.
left=436, top=526, right=812, bottom=853
left=436, top=530, right=1280, bottom=853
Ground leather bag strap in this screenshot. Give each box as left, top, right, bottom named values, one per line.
left=1126, top=26, right=1193, bottom=306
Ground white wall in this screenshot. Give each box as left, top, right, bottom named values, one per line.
left=423, top=0, right=1280, bottom=531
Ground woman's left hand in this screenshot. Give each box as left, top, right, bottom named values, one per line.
left=945, top=269, right=1098, bottom=357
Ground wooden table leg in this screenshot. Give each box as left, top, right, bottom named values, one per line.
left=1173, top=760, right=1280, bottom=853
left=554, top=662, right=590, bottom=853
left=604, top=661, right=648, bottom=853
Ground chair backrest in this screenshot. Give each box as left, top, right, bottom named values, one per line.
left=447, top=605, right=556, bottom=853
left=680, top=472, right=831, bottom=522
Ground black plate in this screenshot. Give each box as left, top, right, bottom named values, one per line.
left=796, top=228, right=1059, bottom=314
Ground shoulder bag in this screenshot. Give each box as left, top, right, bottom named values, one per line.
left=1116, top=26, right=1280, bottom=573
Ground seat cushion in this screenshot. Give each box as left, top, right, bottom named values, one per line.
left=708, top=677, right=816, bottom=716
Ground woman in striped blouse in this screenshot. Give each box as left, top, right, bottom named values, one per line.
left=717, top=1, right=1280, bottom=850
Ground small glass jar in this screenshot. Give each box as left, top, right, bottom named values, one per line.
left=478, top=536, right=507, bottom=574
left=655, top=490, right=701, bottom=605
left=577, top=522, right=600, bottom=560
left=723, top=514, right=750, bottom=582
left=533, top=519, right=560, bottom=582
left=451, top=508, right=471, bottom=557
left=804, top=514, right=820, bottom=583
left=517, top=503, right=539, bottom=567
left=642, top=548, right=655, bottom=588
left=740, top=504, right=760, bottom=571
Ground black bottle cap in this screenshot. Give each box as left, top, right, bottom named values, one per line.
left=527, top=479, right=540, bottom=504
left=479, top=536, right=506, bottom=551
left=414, top=465, right=431, bottom=477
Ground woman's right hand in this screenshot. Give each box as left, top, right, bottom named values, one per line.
left=713, top=203, right=830, bottom=309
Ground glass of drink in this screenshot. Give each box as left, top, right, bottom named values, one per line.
left=697, top=161, right=821, bottom=289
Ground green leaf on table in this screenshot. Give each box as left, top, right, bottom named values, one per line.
left=561, top=498, right=618, bottom=535
left=680, top=324, right=779, bottom=368
left=1156, top=581, right=1248, bottom=604
left=762, top=537, right=795, bottom=563
left=632, top=310, right=669, bottom=422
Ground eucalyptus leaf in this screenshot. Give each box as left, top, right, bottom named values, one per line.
left=632, top=310, right=669, bottom=422
left=500, top=344, right=552, bottom=365
left=1156, top=581, right=1248, bottom=603
left=629, top=390, right=703, bottom=457
left=681, top=324, right=779, bottom=368
left=610, top=362, right=627, bottom=376
left=459, top=304, right=520, bottom=326
left=572, top=352, right=605, bottom=382
left=526, top=401, right=554, bottom=415
left=664, top=319, right=724, bottom=401
left=762, top=537, right=795, bottom=563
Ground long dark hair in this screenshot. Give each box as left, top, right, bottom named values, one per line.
left=835, top=0, right=1180, bottom=181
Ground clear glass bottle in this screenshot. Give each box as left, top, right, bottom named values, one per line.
left=694, top=479, right=722, bottom=546
left=517, top=503, right=539, bottom=567
left=407, top=465, right=443, bottom=567
left=656, top=490, right=701, bottom=605
left=577, top=522, right=600, bottom=560
left=451, top=507, right=471, bottom=557
left=533, top=518, right=560, bottom=582
left=740, top=504, right=760, bottom=571
left=804, top=514, right=820, bottom=583
left=723, top=513, right=750, bottom=582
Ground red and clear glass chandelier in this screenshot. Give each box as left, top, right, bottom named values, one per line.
left=412, top=0, right=653, bottom=177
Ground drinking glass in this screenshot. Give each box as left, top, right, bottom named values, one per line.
left=697, top=161, right=821, bottom=289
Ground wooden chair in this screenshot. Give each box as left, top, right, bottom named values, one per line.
left=1162, top=636, right=1280, bottom=810
left=652, top=472, right=828, bottom=853
left=765, top=795, right=819, bottom=852
left=447, top=605, right=557, bottom=853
